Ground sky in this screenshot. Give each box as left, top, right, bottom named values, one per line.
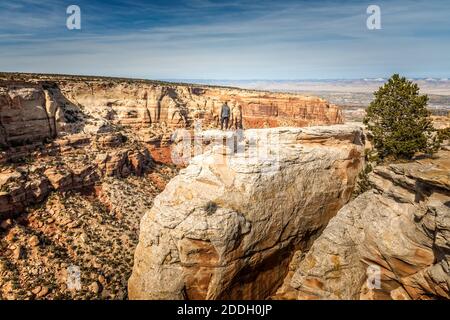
left=0, top=0, right=450, bottom=80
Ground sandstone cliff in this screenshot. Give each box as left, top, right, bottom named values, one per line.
left=276, top=151, right=450, bottom=300
left=0, top=74, right=343, bottom=149
left=128, top=125, right=364, bottom=299
left=0, top=74, right=344, bottom=219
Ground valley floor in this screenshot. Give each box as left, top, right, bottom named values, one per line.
left=0, top=166, right=177, bottom=300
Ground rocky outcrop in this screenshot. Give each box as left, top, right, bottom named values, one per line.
left=0, top=81, right=84, bottom=148
left=0, top=133, right=152, bottom=219
left=278, top=151, right=450, bottom=300
left=128, top=125, right=364, bottom=300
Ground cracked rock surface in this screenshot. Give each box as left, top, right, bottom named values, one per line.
left=276, top=150, right=450, bottom=300
left=128, top=125, right=365, bottom=299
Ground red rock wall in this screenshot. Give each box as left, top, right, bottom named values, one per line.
left=0, top=76, right=344, bottom=148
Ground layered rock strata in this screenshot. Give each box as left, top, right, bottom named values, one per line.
left=0, top=74, right=344, bottom=148
left=277, top=151, right=450, bottom=300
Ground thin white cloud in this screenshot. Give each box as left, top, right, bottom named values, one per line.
left=0, top=0, right=449, bottom=79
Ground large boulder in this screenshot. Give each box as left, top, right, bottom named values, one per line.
left=128, top=125, right=365, bottom=299
left=279, top=151, right=450, bottom=300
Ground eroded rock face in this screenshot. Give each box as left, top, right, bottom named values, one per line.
left=128, top=125, right=364, bottom=300
left=0, top=75, right=343, bottom=148
left=0, top=132, right=152, bottom=219
left=0, top=81, right=84, bottom=148
left=278, top=151, right=450, bottom=300
left=59, top=81, right=344, bottom=130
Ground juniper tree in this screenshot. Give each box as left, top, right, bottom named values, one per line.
left=364, top=74, right=440, bottom=160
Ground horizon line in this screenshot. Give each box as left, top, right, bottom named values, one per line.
left=1, top=71, right=449, bottom=83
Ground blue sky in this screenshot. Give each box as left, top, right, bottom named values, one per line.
left=0, top=0, right=450, bottom=80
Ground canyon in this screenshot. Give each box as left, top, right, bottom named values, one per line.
left=0, top=73, right=344, bottom=219
left=1, top=73, right=449, bottom=300
left=0, top=73, right=343, bottom=148
left=0, top=73, right=345, bottom=300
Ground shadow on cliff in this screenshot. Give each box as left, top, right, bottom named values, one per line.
left=0, top=81, right=88, bottom=162
left=41, top=81, right=87, bottom=136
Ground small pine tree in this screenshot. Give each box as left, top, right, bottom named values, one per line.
left=364, top=74, right=440, bottom=160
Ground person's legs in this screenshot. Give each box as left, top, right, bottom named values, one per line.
left=220, top=117, right=229, bottom=130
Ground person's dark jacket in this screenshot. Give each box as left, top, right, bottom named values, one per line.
left=220, top=104, right=230, bottom=118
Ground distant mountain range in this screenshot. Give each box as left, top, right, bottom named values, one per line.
left=170, top=78, right=450, bottom=111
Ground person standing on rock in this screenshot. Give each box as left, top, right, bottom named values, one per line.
left=220, top=101, right=230, bottom=130
left=231, top=103, right=243, bottom=130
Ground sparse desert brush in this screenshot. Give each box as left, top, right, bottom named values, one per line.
left=438, top=127, right=450, bottom=142
left=204, top=201, right=218, bottom=215
left=353, top=163, right=374, bottom=197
